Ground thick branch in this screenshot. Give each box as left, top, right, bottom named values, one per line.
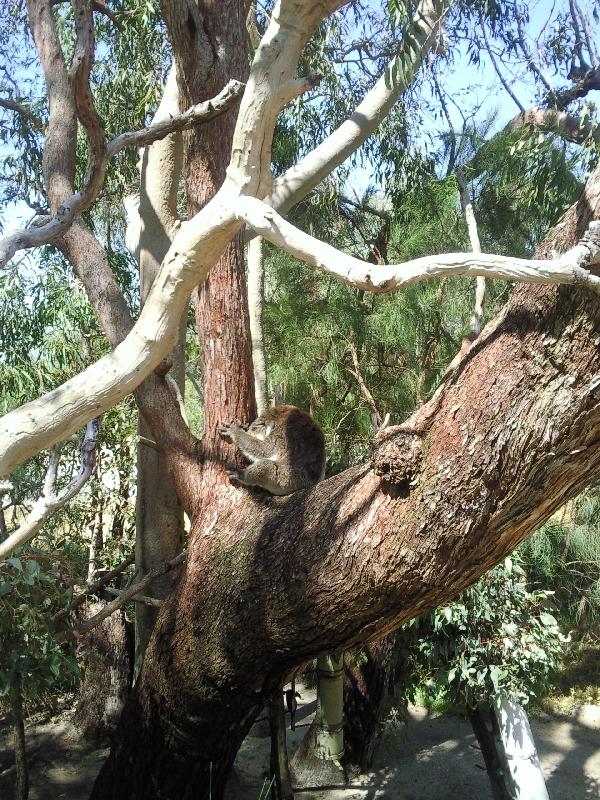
left=554, top=66, right=600, bottom=110
left=0, top=418, right=100, bottom=560
left=238, top=196, right=600, bottom=293
left=0, top=191, right=237, bottom=479
left=26, top=0, right=77, bottom=209
left=260, top=0, right=445, bottom=217
left=0, top=80, right=244, bottom=268
left=0, top=0, right=354, bottom=477
left=508, top=107, right=600, bottom=144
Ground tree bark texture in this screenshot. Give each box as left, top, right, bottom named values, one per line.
left=92, top=276, right=600, bottom=798
left=132, top=62, right=186, bottom=675
left=91, top=13, right=600, bottom=800
left=73, top=601, right=132, bottom=741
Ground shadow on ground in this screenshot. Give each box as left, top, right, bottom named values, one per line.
left=1, top=692, right=598, bottom=799
left=227, top=690, right=600, bottom=800
left=0, top=712, right=108, bottom=800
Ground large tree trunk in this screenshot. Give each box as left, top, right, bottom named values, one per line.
left=92, top=279, right=600, bottom=798
left=91, top=17, right=600, bottom=800
left=132, top=65, right=186, bottom=675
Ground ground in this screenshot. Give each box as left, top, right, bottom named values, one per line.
left=1, top=689, right=598, bottom=799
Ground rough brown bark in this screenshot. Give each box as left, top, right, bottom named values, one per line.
left=89, top=9, right=600, bottom=800
left=92, top=185, right=600, bottom=798
left=343, top=639, right=396, bottom=772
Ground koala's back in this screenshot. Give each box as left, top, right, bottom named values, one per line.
left=260, top=405, right=326, bottom=486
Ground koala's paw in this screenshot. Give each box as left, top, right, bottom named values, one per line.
left=219, top=420, right=241, bottom=442
left=226, top=469, right=243, bottom=485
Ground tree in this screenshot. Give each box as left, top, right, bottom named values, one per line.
left=3, top=1, right=600, bottom=798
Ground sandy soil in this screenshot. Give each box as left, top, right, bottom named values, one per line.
left=1, top=691, right=598, bottom=799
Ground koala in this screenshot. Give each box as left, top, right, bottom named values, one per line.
left=219, top=405, right=326, bottom=496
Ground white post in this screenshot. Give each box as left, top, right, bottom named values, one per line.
left=495, top=695, right=550, bottom=800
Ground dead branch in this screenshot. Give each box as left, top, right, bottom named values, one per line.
left=346, top=341, right=382, bottom=426
left=57, top=552, right=186, bottom=642
left=103, top=586, right=162, bottom=607
left=54, top=552, right=136, bottom=620
left=0, top=419, right=100, bottom=560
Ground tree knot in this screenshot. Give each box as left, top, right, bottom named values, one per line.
left=371, top=426, right=424, bottom=486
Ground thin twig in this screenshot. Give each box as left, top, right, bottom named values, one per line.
left=456, top=169, right=485, bottom=337
left=481, top=20, right=524, bottom=112
left=0, top=419, right=101, bottom=560
left=53, top=552, right=136, bottom=620
left=57, top=552, right=186, bottom=642
left=103, top=586, right=163, bottom=607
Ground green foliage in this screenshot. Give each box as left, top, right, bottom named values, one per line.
left=0, top=552, right=78, bottom=706
left=519, top=488, right=600, bottom=630
left=404, top=558, right=569, bottom=708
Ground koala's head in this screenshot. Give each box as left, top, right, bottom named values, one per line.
left=248, top=415, right=275, bottom=440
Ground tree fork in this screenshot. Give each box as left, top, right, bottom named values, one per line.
left=92, top=270, right=600, bottom=799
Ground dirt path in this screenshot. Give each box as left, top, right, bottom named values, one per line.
left=228, top=691, right=600, bottom=800
left=1, top=696, right=598, bottom=799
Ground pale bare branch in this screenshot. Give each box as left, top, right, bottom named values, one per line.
left=0, top=191, right=239, bottom=479
left=0, top=419, right=100, bottom=560
left=456, top=168, right=485, bottom=337
left=508, top=107, right=600, bottom=144
left=248, top=236, right=269, bottom=414
left=237, top=196, right=600, bottom=293
left=0, top=80, right=244, bottom=269
left=260, top=0, right=446, bottom=219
